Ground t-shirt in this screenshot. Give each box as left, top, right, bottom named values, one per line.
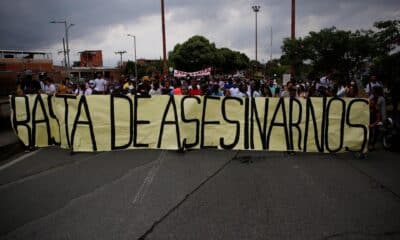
left=189, top=88, right=201, bottom=96
left=229, top=87, right=240, bottom=97
left=57, top=84, right=69, bottom=94
left=94, top=78, right=107, bottom=92
left=173, top=87, right=182, bottom=95
left=85, top=88, right=93, bottom=95
left=252, top=91, right=261, bottom=97
left=318, top=76, right=332, bottom=89
left=365, top=82, right=382, bottom=96
left=45, top=83, right=56, bottom=94
left=149, top=88, right=162, bottom=95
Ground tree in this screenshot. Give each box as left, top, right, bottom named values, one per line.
left=374, top=20, right=400, bottom=54
left=124, top=60, right=163, bottom=79
left=280, top=37, right=312, bottom=79
left=216, top=48, right=249, bottom=73
left=169, top=35, right=218, bottom=72
left=169, top=35, right=249, bottom=73
left=265, top=59, right=290, bottom=80
left=281, top=27, right=378, bottom=81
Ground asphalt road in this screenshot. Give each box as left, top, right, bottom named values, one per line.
left=0, top=148, right=399, bottom=240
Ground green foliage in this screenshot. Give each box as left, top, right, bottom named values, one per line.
left=374, top=20, right=400, bottom=54
left=280, top=20, right=400, bottom=82
left=169, top=35, right=249, bottom=73
left=124, top=60, right=163, bottom=79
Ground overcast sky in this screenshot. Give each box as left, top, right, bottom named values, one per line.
left=0, top=0, right=399, bottom=67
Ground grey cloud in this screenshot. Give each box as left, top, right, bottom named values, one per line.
left=1, top=0, right=399, bottom=62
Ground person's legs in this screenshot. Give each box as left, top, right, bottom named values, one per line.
left=368, top=126, right=377, bottom=151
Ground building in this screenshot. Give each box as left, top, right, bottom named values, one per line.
left=70, top=50, right=119, bottom=82
left=0, top=50, right=55, bottom=96
left=0, top=50, right=53, bottom=73
left=79, top=50, right=103, bottom=67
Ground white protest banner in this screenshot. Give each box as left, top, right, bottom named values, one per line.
left=173, top=68, right=212, bottom=78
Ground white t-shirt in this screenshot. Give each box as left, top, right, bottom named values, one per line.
left=45, top=83, right=56, bottom=94
left=318, top=76, right=332, bottom=89
left=235, top=91, right=247, bottom=98
left=74, top=88, right=84, bottom=95
left=94, top=78, right=107, bottom=92
left=85, top=88, right=93, bottom=95
left=252, top=90, right=261, bottom=97
left=230, top=87, right=240, bottom=97
left=365, top=81, right=382, bottom=96
left=149, top=88, right=162, bottom=95
left=336, top=85, right=346, bottom=97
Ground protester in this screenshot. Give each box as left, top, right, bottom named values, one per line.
left=189, top=79, right=201, bottom=96
left=161, top=80, right=174, bottom=95
left=181, top=85, right=189, bottom=95
left=137, top=76, right=152, bottom=96
left=74, top=83, right=85, bottom=95
left=368, top=96, right=381, bottom=151
left=173, top=79, right=182, bottom=95
left=210, top=83, right=223, bottom=96
left=149, top=79, right=162, bottom=95
left=365, top=75, right=382, bottom=98
left=21, top=71, right=41, bottom=94
left=84, top=82, right=93, bottom=95
left=57, top=78, right=71, bottom=94
left=43, top=77, right=56, bottom=95
left=345, top=81, right=358, bottom=97
left=123, top=78, right=135, bottom=95
left=93, top=74, right=107, bottom=94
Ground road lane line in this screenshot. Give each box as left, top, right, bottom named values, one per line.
left=0, top=152, right=106, bottom=190
left=0, top=149, right=42, bottom=172
left=132, top=150, right=166, bottom=205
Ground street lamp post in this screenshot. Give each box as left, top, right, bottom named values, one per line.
left=161, top=0, right=167, bottom=75
left=50, top=20, right=74, bottom=69
left=252, top=5, right=260, bottom=62
left=127, top=34, right=138, bottom=82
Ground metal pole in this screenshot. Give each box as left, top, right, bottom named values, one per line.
left=65, top=22, right=70, bottom=69
left=161, top=0, right=167, bottom=75
left=255, top=11, right=258, bottom=62
left=252, top=6, right=260, bottom=62
left=62, top=38, right=67, bottom=68
left=134, top=36, right=137, bottom=80
left=291, top=0, right=296, bottom=39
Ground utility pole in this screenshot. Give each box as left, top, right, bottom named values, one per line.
left=161, top=0, right=167, bottom=75
left=50, top=20, right=74, bottom=69
left=114, top=51, right=127, bottom=69
left=291, top=0, right=296, bottom=40
left=62, top=38, right=67, bottom=68
left=252, top=5, right=261, bottom=62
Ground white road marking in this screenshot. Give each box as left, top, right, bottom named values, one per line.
left=132, top=150, right=167, bottom=205
left=0, top=149, right=42, bottom=172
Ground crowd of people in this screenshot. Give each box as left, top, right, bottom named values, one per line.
left=16, top=71, right=396, bottom=151
left=15, top=72, right=372, bottom=98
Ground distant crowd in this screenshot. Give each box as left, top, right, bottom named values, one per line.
left=17, top=72, right=373, bottom=98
